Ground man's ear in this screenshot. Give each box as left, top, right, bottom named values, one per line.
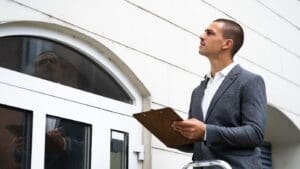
left=222, top=39, right=233, bottom=50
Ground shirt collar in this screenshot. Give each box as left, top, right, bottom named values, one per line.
left=206, top=62, right=237, bottom=79
left=220, top=62, right=237, bottom=76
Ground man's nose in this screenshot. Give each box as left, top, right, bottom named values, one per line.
left=199, top=35, right=204, bottom=42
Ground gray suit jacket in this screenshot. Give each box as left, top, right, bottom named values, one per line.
left=177, top=65, right=267, bottom=169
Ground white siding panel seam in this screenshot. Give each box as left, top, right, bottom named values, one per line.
left=97, top=40, right=202, bottom=78
left=152, top=146, right=192, bottom=156
left=9, top=0, right=53, bottom=18
left=240, top=56, right=300, bottom=89
left=201, top=0, right=300, bottom=59
left=123, top=0, right=198, bottom=37
left=255, top=0, right=300, bottom=31
left=152, top=101, right=189, bottom=114
left=8, top=0, right=202, bottom=78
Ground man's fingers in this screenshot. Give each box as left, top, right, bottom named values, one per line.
left=178, top=131, right=196, bottom=140
left=172, top=118, right=206, bottom=141
left=173, top=125, right=194, bottom=132
left=173, top=119, right=201, bottom=128
left=173, top=121, right=193, bottom=127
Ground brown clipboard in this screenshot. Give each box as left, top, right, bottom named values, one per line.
left=133, top=107, right=193, bottom=148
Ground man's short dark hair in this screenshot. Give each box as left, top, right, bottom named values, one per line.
left=214, top=18, right=244, bottom=57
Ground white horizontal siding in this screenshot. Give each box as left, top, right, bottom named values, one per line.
left=115, top=0, right=300, bottom=86
left=258, top=0, right=300, bottom=28
left=13, top=0, right=206, bottom=76
left=152, top=148, right=192, bottom=169
left=239, top=26, right=300, bottom=85
left=0, top=0, right=49, bottom=21
left=97, top=37, right=201, bottom=112
left=206, top=0, right=300, bottom=57
left=236, top=57, right=300, bottom=128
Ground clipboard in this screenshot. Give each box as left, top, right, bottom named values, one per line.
left=133, top=107, right=193, bottom=148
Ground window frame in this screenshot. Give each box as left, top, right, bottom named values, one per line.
left=110, top=130, right=129, bottom=169
left=0, top=103, right=33, bottom=169
left=0, top=82, right=144, bottom=169
left=0, top=22, right=142, bottom=116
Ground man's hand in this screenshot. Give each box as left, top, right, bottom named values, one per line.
left=47, top=128, right=66, bottom=150
left=12, top=136, right=23, bottom=147
left=172, top=118, right=206, bottom=141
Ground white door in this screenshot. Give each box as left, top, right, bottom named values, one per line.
left=0, top=67, right=143, bottom=169
left=0, top=29, right=144, bottom=169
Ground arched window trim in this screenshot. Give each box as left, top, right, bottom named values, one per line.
left=0, top=21, right=144, bottom=115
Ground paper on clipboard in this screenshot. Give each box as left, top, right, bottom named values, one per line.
left=133, top=107, right=193, bottom=148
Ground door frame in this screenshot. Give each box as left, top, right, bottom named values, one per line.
left=0, top=21, right=149, bottom=169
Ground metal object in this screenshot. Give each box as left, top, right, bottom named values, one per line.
left=182, top=160, right=232, bottom=169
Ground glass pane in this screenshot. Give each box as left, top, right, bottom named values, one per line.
left=45, top=116, right=91, bottom=169
left=0, top=36, right=133, bottom=104
left=110, top=130, right=128, bottom=169
left=0, top=104, right=32, bottom=169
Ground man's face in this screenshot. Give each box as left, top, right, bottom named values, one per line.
left=199, top=21, right=226, bottom=57
left=34, top=54, right=61, bottom=81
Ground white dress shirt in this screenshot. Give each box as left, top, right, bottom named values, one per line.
left=202, top=62, right=237, bottom=139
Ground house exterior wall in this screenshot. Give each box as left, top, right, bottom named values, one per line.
left=1, top=0, right=299, bottom=168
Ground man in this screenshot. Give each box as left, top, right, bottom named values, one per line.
left=12, top=51, right=84, bottom=169
left=44, top=117, right=84, bottom=169
left=34, top=52, right=84, bottom=169
left=172, top=18, right=267, bottom=169
left=34, top=51, right=81, bottom=88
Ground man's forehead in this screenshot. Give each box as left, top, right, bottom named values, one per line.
left=39, top=53, right=58, bottom=59
left=206, top=22, right=224, bottom=32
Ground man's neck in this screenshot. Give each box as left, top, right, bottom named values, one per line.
left=208, top=55, right=233, bottom=77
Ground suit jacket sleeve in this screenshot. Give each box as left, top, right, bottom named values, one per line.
left=205, top=75, right=267, bottom=148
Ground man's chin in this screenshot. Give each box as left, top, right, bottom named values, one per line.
left=198, top=50, right=207, bottom=56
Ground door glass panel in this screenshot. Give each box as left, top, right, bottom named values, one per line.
left=0, top=104, right=32, bottom=169
left=45, top=116, right=91, bottom=169
left=0, top=36, right=133, bottom=104
left=110, top=130, right=128, bottom=169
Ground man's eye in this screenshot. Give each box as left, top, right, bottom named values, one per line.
left=206, top=31, right=213, bottom=35
left=38, top=58, right=57, bottom=65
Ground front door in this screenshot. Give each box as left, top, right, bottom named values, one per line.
left=0, top=48, right=143, bottom=169
left=0, top=31, right=144, bottom=169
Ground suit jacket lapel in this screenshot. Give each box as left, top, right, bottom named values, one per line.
left=205, top=65, right=242, bottom=122
left=195, top=76, right=209, bottom=121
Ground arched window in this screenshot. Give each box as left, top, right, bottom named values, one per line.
left=0, top=36, right=133, bottom=104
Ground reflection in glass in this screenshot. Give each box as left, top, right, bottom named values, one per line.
left=45, top=116, right=91, bottom=169
left=0, top=36, right=133, bottom=104
left=0, top=104, right=32, bottom=169
left=110, top=130, right=128, bottom=169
